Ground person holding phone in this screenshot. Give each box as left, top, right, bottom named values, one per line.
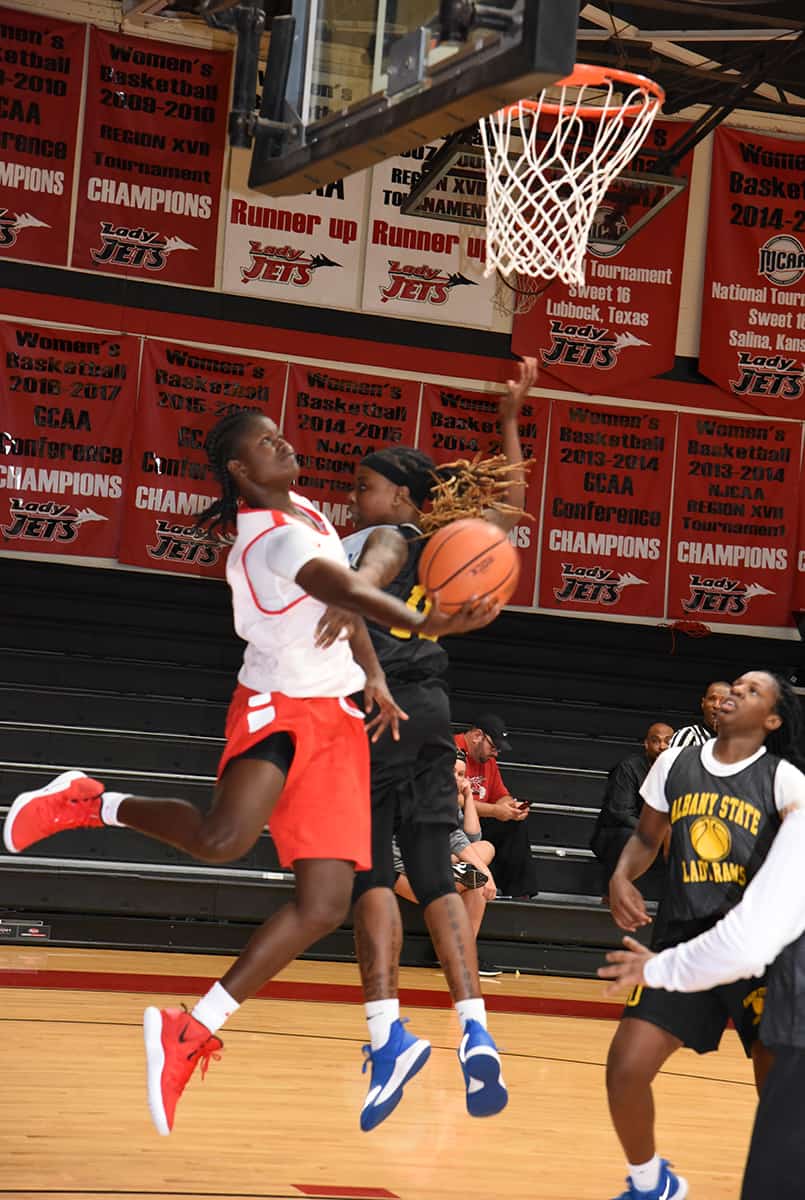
left=455, top=715, right=538, bottom=899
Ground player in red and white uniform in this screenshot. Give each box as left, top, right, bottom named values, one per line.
left=3, top=410, right=497, bottom=1137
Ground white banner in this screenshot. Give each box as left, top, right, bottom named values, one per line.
left=222, top=151, right=368, bottom=310
left=361, top=146, right=500, bottom=329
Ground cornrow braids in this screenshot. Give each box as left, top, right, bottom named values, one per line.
left=194, top=410, right=260, bottom=539
left=765, top=673, right=805, bottom=772
left=418, top=453, right=530, bottom=535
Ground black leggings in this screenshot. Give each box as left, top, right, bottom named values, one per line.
left=352, top=786, right=455, bottom=910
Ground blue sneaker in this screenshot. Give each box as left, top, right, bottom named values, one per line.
left=614, top=1160, right=688, bottom=1200
left=359, top=1018, right=431, bottom=1132
left=457, top=1019, right=508, bottom=1117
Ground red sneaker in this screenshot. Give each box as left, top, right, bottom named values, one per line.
left=143, top=1007, right=223, bottom=1136
left=3, top=770, right=105, bottom=853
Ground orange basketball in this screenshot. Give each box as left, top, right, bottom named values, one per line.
left=418, top=518, right=520, bottom=613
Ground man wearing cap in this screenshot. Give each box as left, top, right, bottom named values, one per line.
left=455, top=715, right=539, bottom=899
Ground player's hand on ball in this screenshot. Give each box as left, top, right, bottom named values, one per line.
left=315, top=606, right=356, bottom=648
left=418, top=595, right=501, bottom=637
left=363, top=674, right=409, bottom=743
left=597, top=936, right=656, bottom=997
left=608, top=874, right=652, bottom=932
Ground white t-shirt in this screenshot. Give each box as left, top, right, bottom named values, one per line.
left=641, top=741, right=804, bottom=817
left=227, top=492, right=366, bottom=698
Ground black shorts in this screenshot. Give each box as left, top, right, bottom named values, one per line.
left=622, top=976, right=767, bottom=1057
left=358, top=676, right=457, bottom=828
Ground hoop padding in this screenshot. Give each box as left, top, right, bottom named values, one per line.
left=480, top=68, right=664, bottom=288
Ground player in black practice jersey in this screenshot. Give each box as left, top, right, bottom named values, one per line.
left=317, top=358, right=537, bottom=1131
left=602, top=670, right=804, bottom=1200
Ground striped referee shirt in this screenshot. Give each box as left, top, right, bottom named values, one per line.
left=668, top=723, right=713, bottom=748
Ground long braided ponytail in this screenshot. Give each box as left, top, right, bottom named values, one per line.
left=194, top=410, right=259, bottom=538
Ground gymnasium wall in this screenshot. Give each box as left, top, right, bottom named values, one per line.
left=0, top=6, right=803, bottom=640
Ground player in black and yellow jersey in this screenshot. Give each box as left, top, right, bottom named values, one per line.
left=602, top=669, right=805, bottom=1200
left=317, top=358, right=536, bottom=1132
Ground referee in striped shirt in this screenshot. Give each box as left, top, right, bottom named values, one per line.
left=668, top=679, right=730, bottom=748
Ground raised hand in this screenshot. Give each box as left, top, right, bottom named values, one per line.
left=499, top=356, right=538, bottom=421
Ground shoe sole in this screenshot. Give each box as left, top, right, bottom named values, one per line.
left=143, top=1007, right=171, bottom=1136
left=360, top=1039, right=431, bottom=1132
left=3, top=770, right=88, bottom=853
left=461, top=1045, right=508, bottom=1118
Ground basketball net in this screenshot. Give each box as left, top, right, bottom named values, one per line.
left=480, top=65, right=665, bottom=291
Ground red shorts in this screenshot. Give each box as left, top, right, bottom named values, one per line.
left=218, top=685, right=371, bottom=871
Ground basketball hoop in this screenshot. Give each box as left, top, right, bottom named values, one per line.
left=480, top=65, right=665, bottom=288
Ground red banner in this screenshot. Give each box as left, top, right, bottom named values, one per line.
left=512, top=120, right=693, bottom=391
left=72, top=30, right=231, bottom=286
left=700, top=127, right=805, bottom=415
left=0, top=319, right=137, bottom=556
left=284, top=363, right=420, bottom=535
left=668, top=413, right=800, bottom=627
left=0, top=9, right=85, bottom=265
left=418, top=383, right=549, bottom=606
left=117, top=341, right=286, bottom=576
left=791, top=434, right=805, bottom=612
left=538, top=399, right=677, bottom=617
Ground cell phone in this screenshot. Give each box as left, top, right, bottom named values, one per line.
left=517, top=800, right=530, bottom=810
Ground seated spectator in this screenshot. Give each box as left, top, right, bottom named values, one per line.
left=668, top=680, right=730, bottom=747
left=393, top=750, right=500, bottom=975
left=455, top=714, right=539, bottom=900
left=590, top=722, right=674, bottom=888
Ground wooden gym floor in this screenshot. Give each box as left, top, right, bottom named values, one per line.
left=0, top=946, right=756, bottom=1200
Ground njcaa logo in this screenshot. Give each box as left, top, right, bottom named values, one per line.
left=1, top=498, right=106, bottom=543
left=147, top=519, right=223, bottom=567
left=587, top=205, right=629, bottom=259
left=91, top=224, right=196, bottom=270
left=757, top=235, right=805, bottom=287
left=731, top=351, right=803, bottom=400
left=541, top=321, right=649, bottom=370
left=0, top=209, right=49, bottom=248
left=241, top=243, right=340, bottom=286
left=380, top=262, right=476, bottom=305
left=554, top=564, right=647, bottom=606
left=682, top=575, right=773, bottom=616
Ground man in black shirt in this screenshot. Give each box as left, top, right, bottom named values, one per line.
left=591, top=723, right=674, bottom=886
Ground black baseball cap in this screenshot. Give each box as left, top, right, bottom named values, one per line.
left=474, top=713, right=512, bottom=754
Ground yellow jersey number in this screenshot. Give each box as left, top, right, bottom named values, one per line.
left=390, top=584, right=438, bottom=642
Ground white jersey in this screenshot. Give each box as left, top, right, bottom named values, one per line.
left=227, top=491, right=365, bottom=699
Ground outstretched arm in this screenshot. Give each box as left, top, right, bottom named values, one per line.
left=297, top=556, right=498, bottom=638
left=485, top=356, right=538, bottom=532
left=315, top=527, right=409, bottom=649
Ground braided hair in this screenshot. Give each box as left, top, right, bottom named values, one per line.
left=194, top=409, right=261, bottom=538
left=764, top=672, right=805, bottom=772
left=361, top=446, right=528, bottom=534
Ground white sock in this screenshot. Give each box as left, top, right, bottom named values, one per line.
left=628, top=1156, right=661, bottom=1193
left=191, top=981, right=240, bottom=1035
left=100, top=792, right=131, bottom=827
left=455, top=997, right=487, bottom=1030
left=365, top=999, right=399, bottom=1050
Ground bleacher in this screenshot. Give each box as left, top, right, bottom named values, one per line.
left=1, top=555, right=801, bottom=977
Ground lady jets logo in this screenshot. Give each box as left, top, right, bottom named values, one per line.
left=757, top=235, right=805, bottom=286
